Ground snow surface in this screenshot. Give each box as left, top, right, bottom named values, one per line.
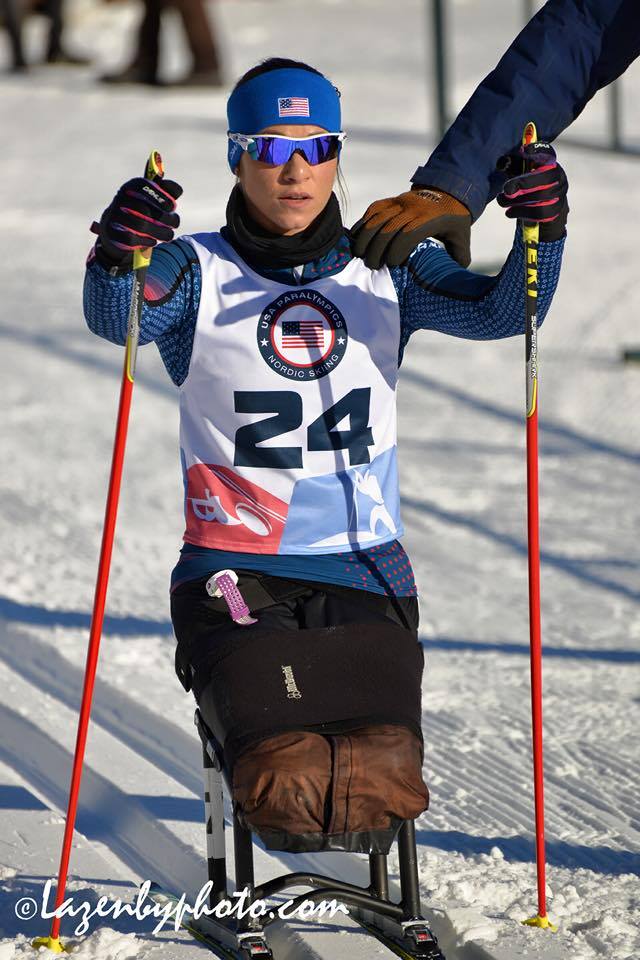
left=1, top=1, right=639, bottom=958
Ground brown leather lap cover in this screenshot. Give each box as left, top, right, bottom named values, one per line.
left=233, top=731, right=331, bottom=835
left=233, top=724, right=428, bottom=837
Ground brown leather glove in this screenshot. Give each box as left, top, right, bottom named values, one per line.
left=351, top=187, right=472, bottom=269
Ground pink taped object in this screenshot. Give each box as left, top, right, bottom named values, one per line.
left=208, top=570, right=258, bottom=626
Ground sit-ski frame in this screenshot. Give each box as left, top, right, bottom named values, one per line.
left=195, top=709, right=443, bottom=959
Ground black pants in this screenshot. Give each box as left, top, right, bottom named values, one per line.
left=171, top=573, right=422, bottom=763
left=171, top=572, right=419, bottom=698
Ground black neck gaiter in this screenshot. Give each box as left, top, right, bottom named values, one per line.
left=224, top=184, right=345, bottom=269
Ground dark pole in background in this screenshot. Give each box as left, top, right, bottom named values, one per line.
left=609, top=81, right=622, bottom=151
left=431, top=0, right=448, bottom=140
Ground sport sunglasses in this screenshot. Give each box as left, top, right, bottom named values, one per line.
left=228, top=132, right=346, bottom=166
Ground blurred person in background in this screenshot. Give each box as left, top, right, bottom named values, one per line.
left=99, top=0, right=221, bottom=86
left=81, top=58, right=569, bottom=853
left=39, top=0, right=90, bottom=63
left=352, top=0, right=640, bottom=269
left=1, top=0, right=26, bottom=70
left=1, top=0, right=89, bottom=70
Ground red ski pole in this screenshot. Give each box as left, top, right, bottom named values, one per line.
left=32, top=150, right=163, bottom=954
left=519, top=123, right=556, bottom=933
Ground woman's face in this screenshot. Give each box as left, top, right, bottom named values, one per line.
left=237, top=124, right=338, bottom=236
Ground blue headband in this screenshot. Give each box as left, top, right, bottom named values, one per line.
left=226, top=68, right=342, bottom=172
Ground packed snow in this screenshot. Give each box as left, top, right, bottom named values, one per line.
left=1, top=1, right=639, bottom=958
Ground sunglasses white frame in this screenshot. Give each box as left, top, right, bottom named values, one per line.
left=228, top=131, right=347, bottom=153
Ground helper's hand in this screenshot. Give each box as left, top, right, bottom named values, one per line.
left=92, top=176, right=183, bottom=270
left=497, top=142, right=568, bottom=241
left=351, top=187, right=472, bottom=269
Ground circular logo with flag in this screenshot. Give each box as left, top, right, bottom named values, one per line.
left=257, top=290, right=348, bottom=381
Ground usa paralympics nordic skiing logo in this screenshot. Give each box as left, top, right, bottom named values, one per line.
left=257, top=290, right=348, bottom=381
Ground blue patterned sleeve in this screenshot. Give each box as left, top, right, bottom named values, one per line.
left=391, top=230, right=565, bottom=364
left=83, top=238, right=201, bottom=386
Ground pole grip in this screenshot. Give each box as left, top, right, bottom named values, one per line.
left=126, top=150, right=164, bottom=381
left=132, top=150, right=164, bottom=270
left=521, top=122, right=539, bottom=418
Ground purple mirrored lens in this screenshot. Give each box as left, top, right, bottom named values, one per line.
left=254, top=136, right=340, bottom=165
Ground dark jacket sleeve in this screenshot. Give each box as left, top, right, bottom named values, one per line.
left=412, top=0, right=639, bottom=220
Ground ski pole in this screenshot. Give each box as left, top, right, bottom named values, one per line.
left=32, top=150, right=163, bottom=954
left=519, top=123, right=556, bottom=933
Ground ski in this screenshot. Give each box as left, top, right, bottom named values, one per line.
left=145, top=881, right=446, bottom=960
left=350, top=911, right=446, bottom=960
left=145, top=882, right=273, bottom=959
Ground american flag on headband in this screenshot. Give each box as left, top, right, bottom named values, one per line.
left=278, top=97, right=310, bottom=117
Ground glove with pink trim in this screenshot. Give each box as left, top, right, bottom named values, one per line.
left=93, top=176, right=183, bottom=271
left=497, top=142, right=568, bottom=241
